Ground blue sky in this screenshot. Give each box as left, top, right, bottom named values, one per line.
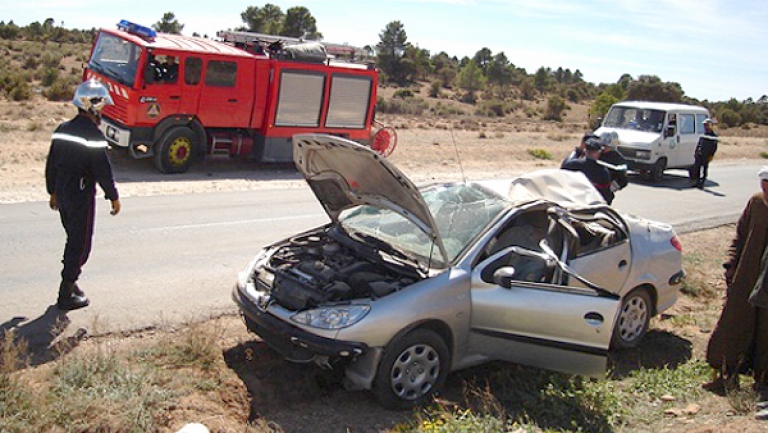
left=3, top=0, right=766, bottom=102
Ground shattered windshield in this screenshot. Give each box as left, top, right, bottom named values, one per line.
left=88, top=32, right=141, bottom=87
left=603, top=107, right=666, bottom=133
left=338, top=183, right=507, bottom=267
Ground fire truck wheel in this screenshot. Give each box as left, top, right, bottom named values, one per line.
left=154, top=127, right=197, bottom=174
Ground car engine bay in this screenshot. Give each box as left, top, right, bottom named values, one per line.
left=256, top=228, right=423, bottom=311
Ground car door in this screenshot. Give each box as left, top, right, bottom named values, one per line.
left=468, top=246, right=619, bottom=377
left=564, top=211, right=631, bottom=292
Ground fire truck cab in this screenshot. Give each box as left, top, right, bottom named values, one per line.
left=86, top=20, right=385, bottom=174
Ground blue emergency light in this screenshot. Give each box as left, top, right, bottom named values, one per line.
left=117, top=20, right=157, bottom=39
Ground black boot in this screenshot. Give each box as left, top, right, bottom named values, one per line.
left=57, top=280, right=89, bottom=311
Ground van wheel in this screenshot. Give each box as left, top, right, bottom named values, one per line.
left=648, top=159, right=666, bottom=182
left=372, top=329, right=449, bottom=410
left=154, top=127, right=197, bottom=174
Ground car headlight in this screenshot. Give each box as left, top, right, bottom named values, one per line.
left=291, top=305, right=371, bottom=330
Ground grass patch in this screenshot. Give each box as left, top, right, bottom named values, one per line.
left=527, top=148, right=553, bottom=160
left=0, top=322, right=236, bottom=432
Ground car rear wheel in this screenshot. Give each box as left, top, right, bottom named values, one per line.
left=373, top=329, right=449, bottom=410
left=612, top=287, right=652, bottom=349
left=153, top=126, right=197, bottom=174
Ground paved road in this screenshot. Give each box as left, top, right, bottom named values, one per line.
left=0, top=163, right=761, bottom=343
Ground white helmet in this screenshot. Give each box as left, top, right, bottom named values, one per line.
left=72, top=79, right=114, bottom=114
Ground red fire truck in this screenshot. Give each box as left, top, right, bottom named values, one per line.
left=84, top=20, right=395, bottom=174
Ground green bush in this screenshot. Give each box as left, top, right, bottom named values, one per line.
left=393, top=88, right=415, bottom=99
left=543, top=95, right=568, bottom=121
left=41, top=67, right=59, bottom=86
left=44, top=78, right=75, bottom=101
left=428, top=80, right=441, bottom=98
left=377, top=96, right=429, bottom=115
left=528, top=148, right=553, bottom=160
left=718, top=108, right=742, bottom=128
left=475, top=99, right=508, bottom=117
left=9, top=81, right=32, bottom=101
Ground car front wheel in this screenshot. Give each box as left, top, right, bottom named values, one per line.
left=612, top=287, right=652, bottom=349
left=373, top=329, right=449, bottom=410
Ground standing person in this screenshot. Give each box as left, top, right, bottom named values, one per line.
left=691, top=118, right=719, bottom=188
left=596, top=132, right=629, bottom=197
left=45, top=80, right=121, bottom=311
left=705, top=167, right=768, bottom=419
left=560, top=137, right=613, bottom=204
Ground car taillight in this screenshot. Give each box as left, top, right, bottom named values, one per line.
left=671, top=235, right=683, bottom=252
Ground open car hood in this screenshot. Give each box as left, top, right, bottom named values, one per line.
left=508, top=169, right=606, bottom=207
left=293, top=134, right=448, bottom=261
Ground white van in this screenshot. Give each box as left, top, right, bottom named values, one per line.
left=594, top=101, right=711, bottom=182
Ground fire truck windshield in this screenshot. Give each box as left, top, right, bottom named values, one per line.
left=88, top=32, right=141, bottom=87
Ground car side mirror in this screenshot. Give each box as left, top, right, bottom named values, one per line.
left=493, top=266, right=516, bottom=289
left=664, top=125, right=676, bottom=138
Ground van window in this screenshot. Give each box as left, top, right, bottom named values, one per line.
left=185, top=57, right=202, bottom=85
left=696, top=114, right=709, bottom=132
left=604, top=106, right=665, bottom=133
left=679, top=114, right=695, bottom=134
left=205, top=60, right=238, bottom=87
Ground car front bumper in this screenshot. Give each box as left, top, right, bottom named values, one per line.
left=232, top=285, right=368, bottom=363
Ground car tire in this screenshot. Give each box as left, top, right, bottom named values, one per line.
left=648, top=158, right=666, bottom=183
left=372, top=328, right=449, bottom=410
left=153, top=126, right=197, bottom=174
left=612, top=287, right=652, bottom=349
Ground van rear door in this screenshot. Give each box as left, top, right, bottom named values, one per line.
left=671, top=112, right=698, bottom=168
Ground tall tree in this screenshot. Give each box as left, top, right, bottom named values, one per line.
left=240, top=4, right=284, bottom=34
left=487, top=52, right=511, bottom=86
left=472, top=47, right=492, bottom=73
left=241, top=6, right=265, bottom=32
left=534, top=66, right=550, bottom=93
left=153, top=12, right=184, bottom=34
left=260, top=3, right=284, bottom=35
left=455, top=59, right=487, bottom=103
left=376, top=21, right=411, bottom=85
left=282, top=6, right=321, bottom=39
left=626, top=75, right=683, bottom=102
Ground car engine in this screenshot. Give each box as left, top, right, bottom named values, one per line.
left=257, top=229, right=422, bottom=311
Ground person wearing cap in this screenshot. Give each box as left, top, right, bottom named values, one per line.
left=563, top=132, right=628, bottom=197
left=560, top=137, right=613, bottom=204
left=45, top=80, right=121, bottom=311
left=691, top=118, right=719, bottom=188
left=705, top=167, right=768, bottom=419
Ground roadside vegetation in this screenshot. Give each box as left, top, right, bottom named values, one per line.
left=2, top=6, right=768, bottom=128
left=3, top=225, right=764, bottom=432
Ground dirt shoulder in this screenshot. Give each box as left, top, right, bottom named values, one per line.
left=2, top=101, right=767, bottom=203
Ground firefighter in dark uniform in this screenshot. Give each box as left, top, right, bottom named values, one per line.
left=45, top=80, right=121, bottom=311
left=561, top=137, right=613, bottom=204
left=691, top=118, right=719, bottom=189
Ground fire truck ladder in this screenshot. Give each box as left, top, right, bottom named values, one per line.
left=216, top=30, right=364, bottom=59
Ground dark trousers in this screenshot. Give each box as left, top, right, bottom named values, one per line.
left=692, top=145, right=716, bottom=183
left=58, top=191, right=95, bottom=283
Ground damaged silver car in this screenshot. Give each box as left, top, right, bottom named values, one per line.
left=233, top=134, right=684, bottom=409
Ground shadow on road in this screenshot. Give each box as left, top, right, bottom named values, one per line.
left=108, top=148, right=302, bottom=186
left=0, top=305, right=88, bottom=368
left=628, top=170, right=723, bottom=192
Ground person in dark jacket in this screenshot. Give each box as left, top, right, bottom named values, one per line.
left=45, top=80, right=121, bottom=311
left=561, top=137, right=613, bottom=204
left=691, top=118, right=719, bottom=188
